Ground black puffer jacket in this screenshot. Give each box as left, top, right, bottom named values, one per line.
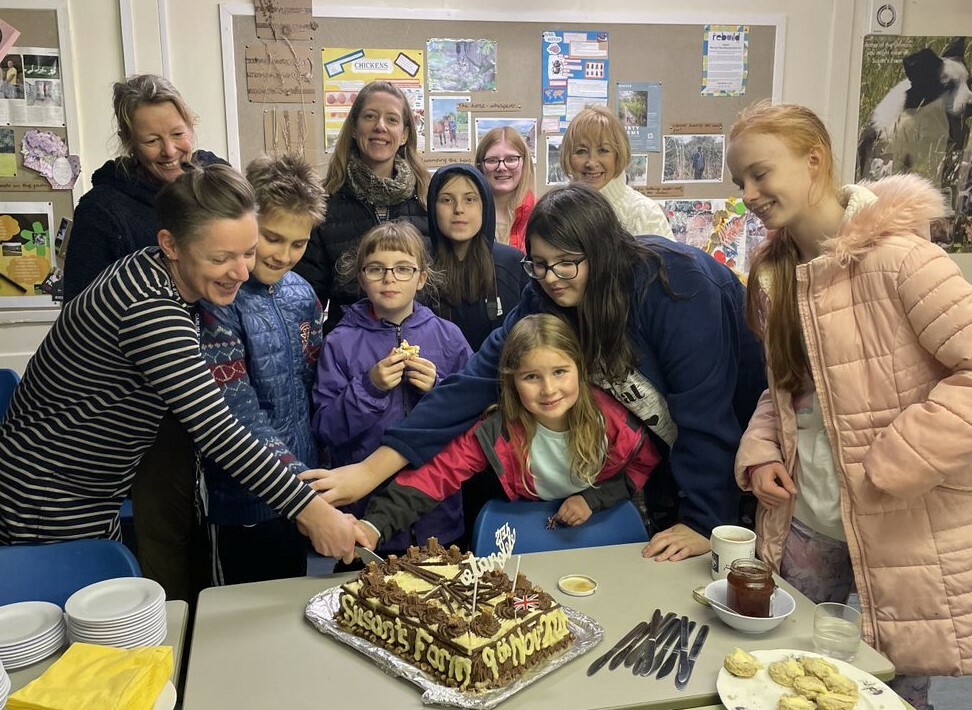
left=427, top=164, right=530, bottom=351
left=293, top=185, right=428, bottom=335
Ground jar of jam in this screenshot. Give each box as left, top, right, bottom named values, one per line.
left=726, top=558, right=776, bottom=618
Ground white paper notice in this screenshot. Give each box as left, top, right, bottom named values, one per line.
left=701, top=25, right=748, bottom=96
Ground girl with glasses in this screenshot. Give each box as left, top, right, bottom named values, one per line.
left=312, top=222, right=472, bottom=565
left=293, top=81, right=430, bottom=336
left=302, top=183, right=766, bottom=563
left=355, top=315, right=660, bottom=548
left=475, top=127, right=537, bottom=251
left=561, top=105, right=674, bottom=241
left=427, top=164, right=532, bottom=350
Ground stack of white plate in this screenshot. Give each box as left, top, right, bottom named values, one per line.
left=0, top=601, right=66, bottom=671
left=0, top=656, right=10, bottom=708
left=65, top=578, right=166, bottom=649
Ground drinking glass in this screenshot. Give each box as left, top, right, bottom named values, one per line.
left=813, top=602, right=862, bottom=661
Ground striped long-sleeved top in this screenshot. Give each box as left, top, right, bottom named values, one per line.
left=0, top=247, right=316, bottom=543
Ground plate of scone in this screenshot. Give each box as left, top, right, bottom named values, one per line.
left=718, top=648, right=905, bottom=710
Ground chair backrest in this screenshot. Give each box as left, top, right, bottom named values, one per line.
left=0, top=368, right=20, bottom=419
left=470, top=498, right=649, bottom=556
left=0, top=539, right=142, bottom=607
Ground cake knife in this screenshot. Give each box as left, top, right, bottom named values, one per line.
left=354, top=545, right=385, bottom=565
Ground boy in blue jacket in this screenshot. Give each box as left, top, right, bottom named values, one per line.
left=199, top=154, right=328, bottom=584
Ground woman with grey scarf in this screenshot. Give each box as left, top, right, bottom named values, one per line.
left=294, top=81, right=430, bottom=334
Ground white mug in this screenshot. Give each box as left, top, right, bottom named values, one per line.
left=710, top=525, right=756, bottom=580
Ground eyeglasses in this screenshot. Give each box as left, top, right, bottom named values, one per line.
left=361, top=265, right=420, bottom=282
left=520, top=257, right=587, bottom=280
left=481, top=155, right=522, bottom=170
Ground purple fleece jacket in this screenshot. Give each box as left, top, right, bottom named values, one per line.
left=312, top=299, right=472, bottom=550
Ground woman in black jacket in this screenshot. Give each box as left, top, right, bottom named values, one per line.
left=294, top=81, right=429, bottom=334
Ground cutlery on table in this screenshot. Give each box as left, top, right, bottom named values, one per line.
left=627, top=610, right=675, bottom=670
left=622, top=609, right=663, bottom=668
left=674, top=624, right=709, bottom=690
left=608, top=615, right=654, bottom=671
left=642, top=615, right=684, bottom=676
left=633, top=614, right=679, bottom=675
left=586, top=620, right=650, bottom=676
left=655, top=619, right=695, bottom=680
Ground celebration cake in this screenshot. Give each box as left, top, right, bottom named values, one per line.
left=335, top=537, right=574, bottom=691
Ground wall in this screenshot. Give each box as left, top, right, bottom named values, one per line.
left=0, top=0, right=969, bottom=372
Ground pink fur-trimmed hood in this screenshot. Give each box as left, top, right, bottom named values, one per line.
left=826, top=173, right=947, bottom=266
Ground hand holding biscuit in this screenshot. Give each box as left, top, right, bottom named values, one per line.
left=369, top=347, right=407, bottom=391
left=404, top=355, right=437, bottom=392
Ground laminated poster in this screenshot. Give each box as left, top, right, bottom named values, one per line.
left=0, top=201, right=56, bottom=307
left=541, top=30, right=609, bottom=133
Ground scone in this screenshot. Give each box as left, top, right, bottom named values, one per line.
left=723, top=647, right=761, bottom=678
left=792, top=674, right=828, bottom=700
left=801, top=656, right=838, bottom=679
left=823, top=672, right=859, bottom=697
left=767, top=658, right=806, bottom=687
left=816, top=692, right=858, bottom=710
left=778, top=694, right=816, bottom=710
left=395, top=340, right=420, bottom=359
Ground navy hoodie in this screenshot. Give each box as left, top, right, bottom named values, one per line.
left=426, top=164, right=530, bottom=350
left=64, top=151, right=226, bottom=302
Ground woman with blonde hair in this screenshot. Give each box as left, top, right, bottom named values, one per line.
left=728, top=100, right=972, bottom=708
left=475, top=127, right=536, bottom=251
left=294, top=80, right=429, bottom=334
left=562, top=104, right=673, bottom=240
left=65, top=73, right=226, bottom=301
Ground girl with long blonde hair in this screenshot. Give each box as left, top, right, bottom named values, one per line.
left=355, top=314, right=660, bottom=542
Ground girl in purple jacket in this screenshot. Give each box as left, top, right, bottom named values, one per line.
left=312, top=222, right=472, bottom=562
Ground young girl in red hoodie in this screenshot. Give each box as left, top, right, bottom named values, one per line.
left=356, top=314, right=660, bottom=545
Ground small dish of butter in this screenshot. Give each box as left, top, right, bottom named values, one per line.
left=558, top=574, right=598, bottom=596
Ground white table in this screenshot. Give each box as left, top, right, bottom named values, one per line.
left=8, top=599, right=189, bottom=691
left=182, top=545, right=896, bottom=709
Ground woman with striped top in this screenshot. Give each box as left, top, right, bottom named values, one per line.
left=0, top=164, right=362, bottom=561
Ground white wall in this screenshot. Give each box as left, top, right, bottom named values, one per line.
left=1, top=0, right=970, bottom=372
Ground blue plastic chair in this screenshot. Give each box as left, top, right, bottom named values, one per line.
left=0, top=368, right=20, bottom=419
left=470, top=498, right=649, bottom=556
left=0, top=539, right=142, bottom=607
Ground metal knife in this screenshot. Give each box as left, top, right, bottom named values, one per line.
left=625, top=610, right=674, bottom=668
left=643, top=615, right=684, bottom=676
left=675, top=624, right=710, bottom=690
left=633, top=614, right=678, bottom=675
left=354, top=545, right=385, bottom=565
left=607, top=619, right=651, bottom=671
left=655, top=620, right=695, bottom=680
left=586, top=620, right=649, bottom=676
left=674, top=615, right=690, bottom=683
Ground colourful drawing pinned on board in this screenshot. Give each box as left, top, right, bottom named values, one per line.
left=0, top=203, right=54, bottom=301
left=21, top=129, right=79, bottom=189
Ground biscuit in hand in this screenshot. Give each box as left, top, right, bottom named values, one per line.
left=394, top=339, right=420, bottom=359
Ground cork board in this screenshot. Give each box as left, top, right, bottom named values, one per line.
left=225, top=10, right=779, bottom=200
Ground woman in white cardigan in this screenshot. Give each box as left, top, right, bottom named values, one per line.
left=561, top=105, right=674, bottom=240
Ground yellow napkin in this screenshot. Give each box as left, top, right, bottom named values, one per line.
left=8, top=642, right=173, bottom=710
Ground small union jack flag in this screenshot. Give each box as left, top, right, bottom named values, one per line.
left=512, top=593, right=540, bottom=613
